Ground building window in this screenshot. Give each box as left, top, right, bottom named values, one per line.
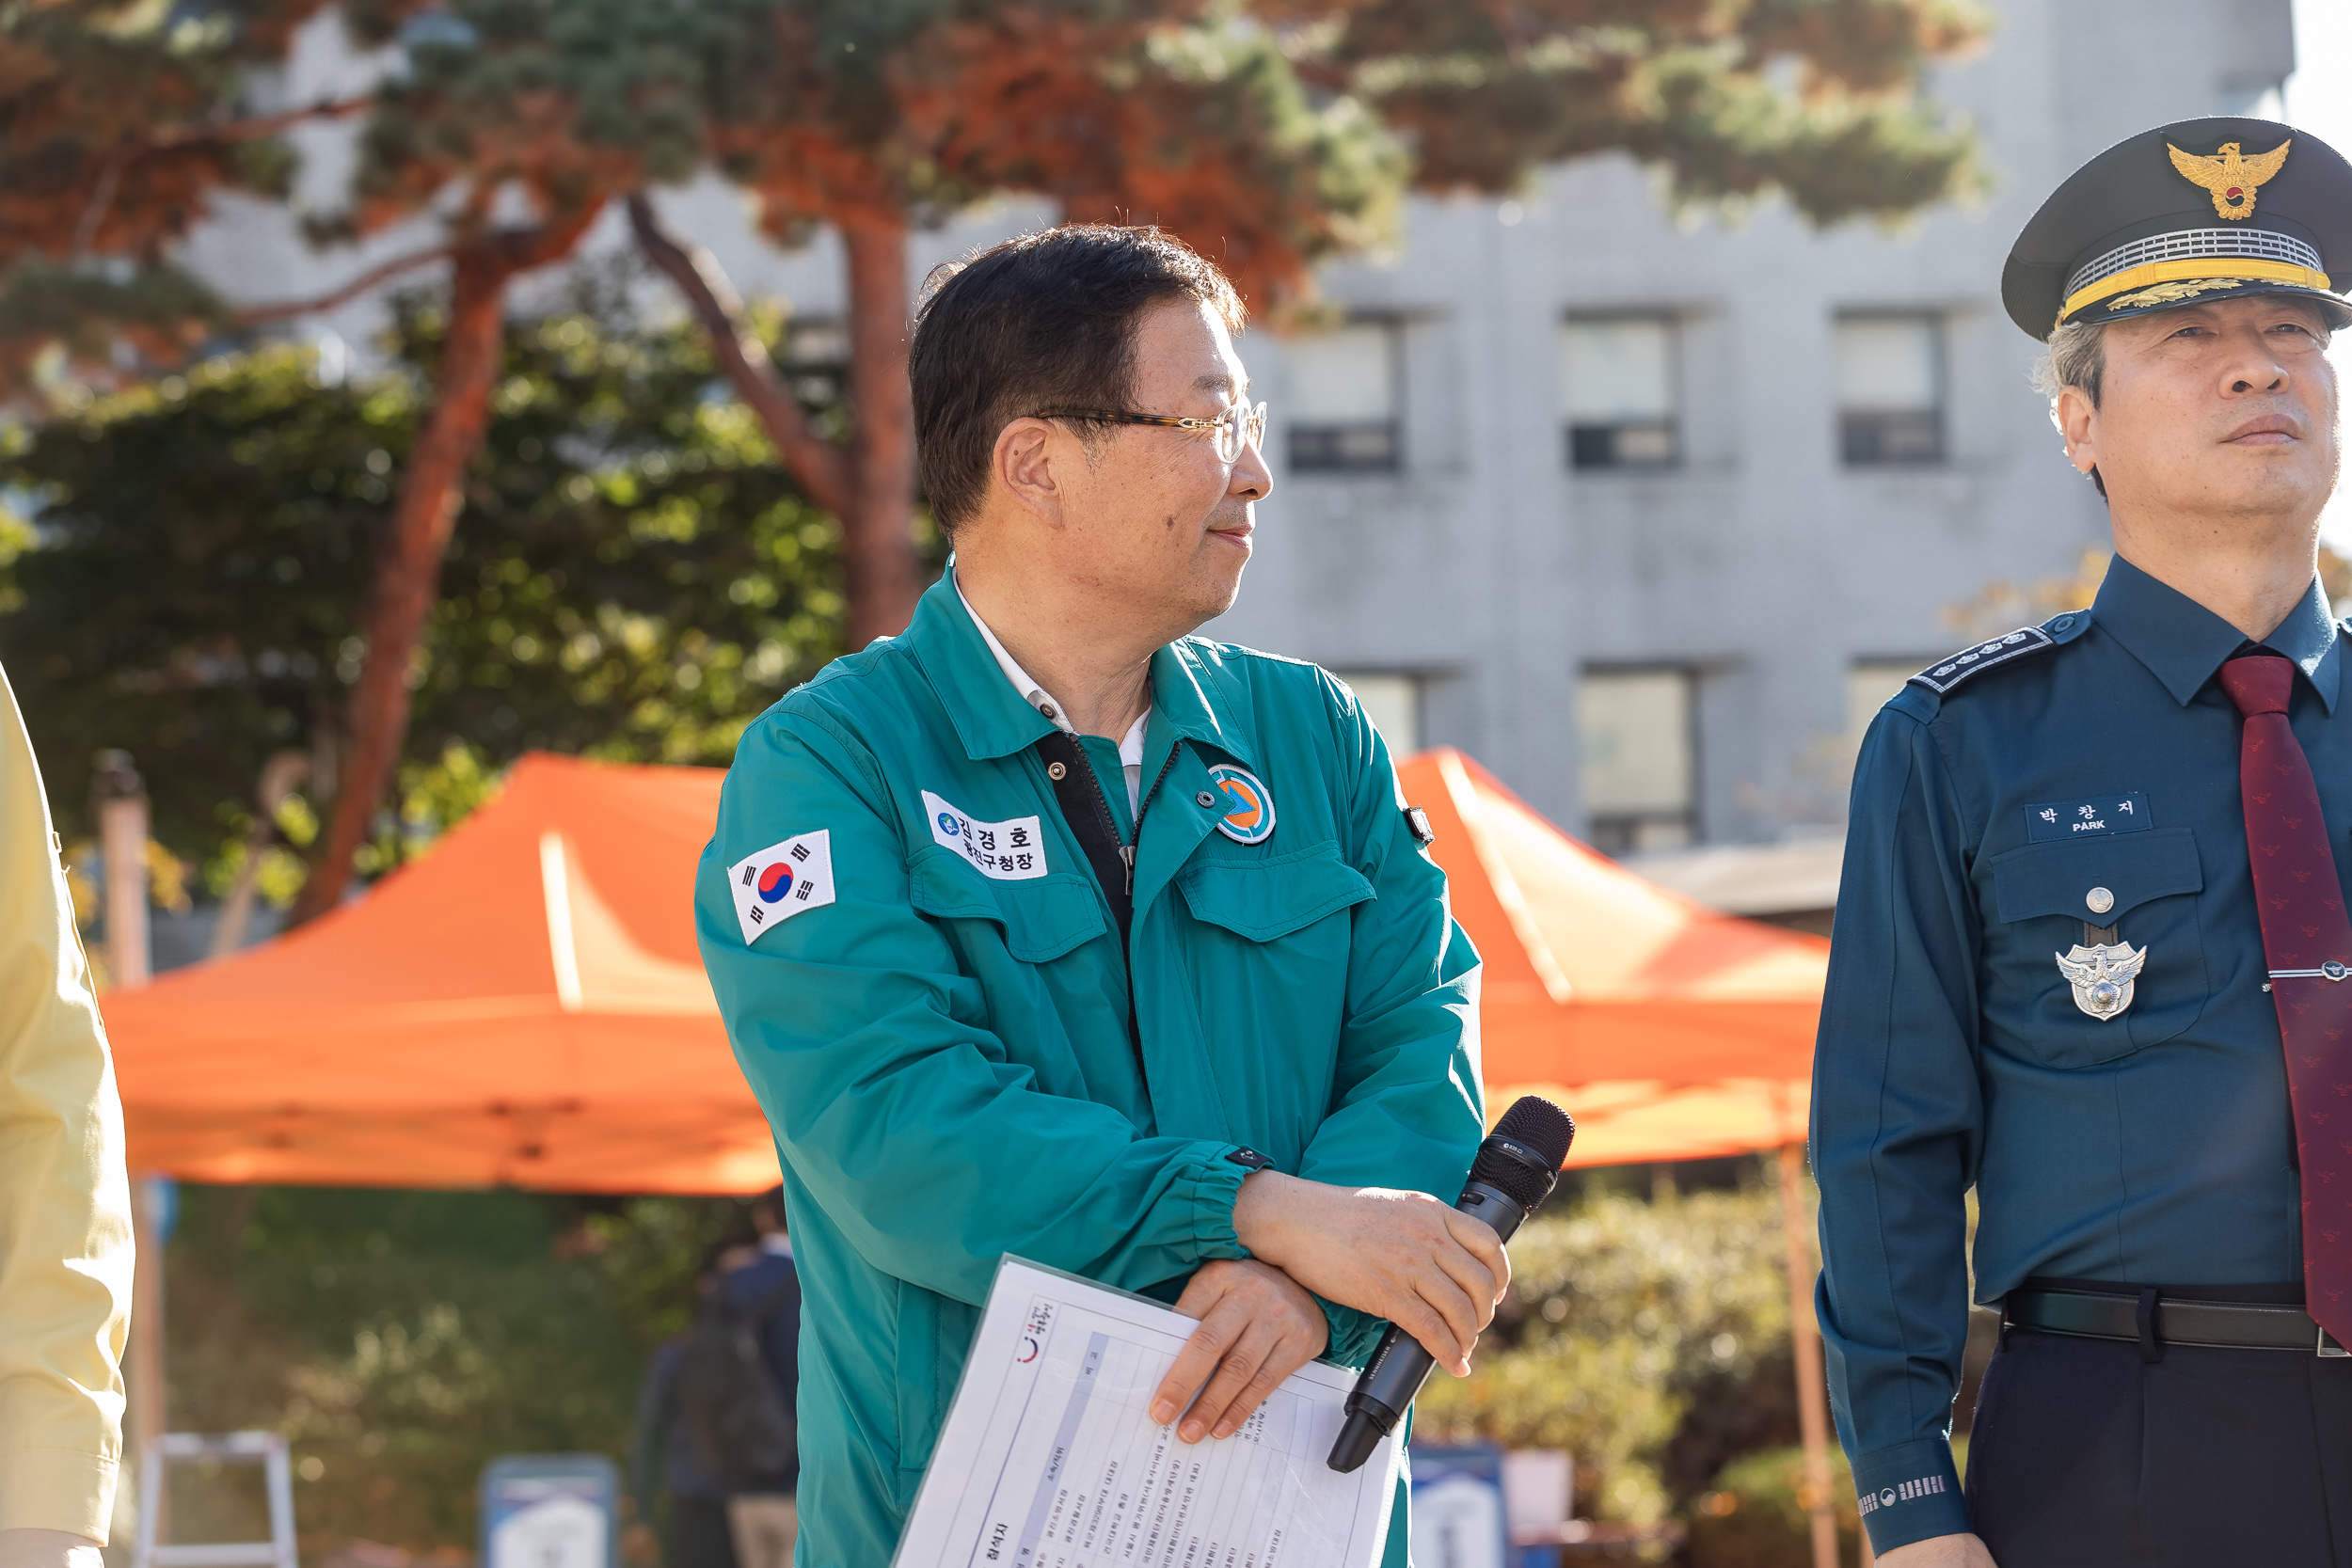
left=1579, top=669, right=1697, bottom=854
left=1841, top=658, right=1923, bottom=779
left=1560, top=315, right=1678, bottom=470
left=1286, top=323, right=1400, bottom=473
left=1836, top=314, right=1945, bottom=466
left=1333, top=673, right=1421, bottom=755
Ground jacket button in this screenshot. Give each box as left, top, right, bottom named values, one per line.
left=1047, top=761, right=1068, bottom=781
left=1197, top=791, right=1218, bottom=808
left=2086, top=886, right=2114, bottom=914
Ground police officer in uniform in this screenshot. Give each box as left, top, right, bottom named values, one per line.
left=695, top=227, right=1503, bottom=1568
left=1815, top=119, right=2352, bottom=1566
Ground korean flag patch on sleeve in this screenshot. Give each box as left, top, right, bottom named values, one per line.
left=726, top=830, right=835, bottom=946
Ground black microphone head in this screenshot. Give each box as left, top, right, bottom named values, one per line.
left=1496, top=1096, right=1575, bottom=1165
left=1469, top=1096, right=1576, bottom=1210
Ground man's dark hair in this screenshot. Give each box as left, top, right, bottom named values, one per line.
left=910, top=225, right=1247, bottom=535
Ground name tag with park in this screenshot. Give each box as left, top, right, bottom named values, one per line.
left=2026, top=794, right=2151, bottom=842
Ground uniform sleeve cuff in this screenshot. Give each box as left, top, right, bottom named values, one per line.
left=1310, top=1294, right=1384, bottom=1369
left=1182, top=1144, right=1261, bottom=1263
left=1852, top=1438, right=1968, bottom=1555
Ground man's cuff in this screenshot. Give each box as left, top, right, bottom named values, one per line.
left=1852, top=1438, right=1968, bottom=1555
left=1181, top=1145, right=1268, bottom=1262
left=1310, top=1294, right=1384, bottom=1369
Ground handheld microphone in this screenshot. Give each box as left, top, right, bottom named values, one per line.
left=1326, top=1095, right=1575, bottom=1473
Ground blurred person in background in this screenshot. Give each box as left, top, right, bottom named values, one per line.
left=628, top=1237, right=798, bottom=1568
left=1816, top=118, right=2352, bottom=1567
left=0, top=661, right=135, bottom=1564
left=713, top=1189, right=799, bottom=1568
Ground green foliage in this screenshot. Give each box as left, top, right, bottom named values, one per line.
left=341, top=0, right=714, bottom=239
left=1318, top=0, right=1991, bottom=225
left=1414, top=1180, right=1802, bottom=1526
left=0, top=0, right=326, bottom=386
left=166, top=1185, right=757, bottom=1546
left=0, top=273, right=844, bottom=886
left=1685, top=1444, right=1863, bottom=1568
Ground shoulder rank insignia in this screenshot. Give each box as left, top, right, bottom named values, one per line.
left=2166, top=138, right=2290, bottom=221
left=1908, top=626, right=2057, bottom=696
left=2057, top=940, right=2147, bottom=1022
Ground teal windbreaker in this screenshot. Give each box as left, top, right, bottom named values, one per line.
left=695, top=573, right=1486, bottom=1566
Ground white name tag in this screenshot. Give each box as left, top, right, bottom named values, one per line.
left=726, top=830, right=835, bottom=945
left=922, top=790, right=1047, bottom=880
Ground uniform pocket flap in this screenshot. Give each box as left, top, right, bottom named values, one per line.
left=1176, top=841, right=1375, bottom=942
left=1990, top=827, right=2203, bottom=925
left=907, top=851, right=1107, bottom=963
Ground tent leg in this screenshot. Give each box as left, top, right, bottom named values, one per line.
left=1778, top=1141, right=1839, bottom=1568
left=128, top=1172, right=167, bottom=1542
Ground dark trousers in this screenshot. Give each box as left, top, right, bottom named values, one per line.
left=667, top=1496, right=739, bottom=1568
left=1967, top=1325, right=2352, bottom=1565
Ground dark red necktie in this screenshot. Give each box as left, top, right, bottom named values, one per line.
left=2220, top=654, right=2352, bottom=1346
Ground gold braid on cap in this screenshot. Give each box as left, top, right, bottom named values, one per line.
left=2058, top=226, right=2331, bottom=326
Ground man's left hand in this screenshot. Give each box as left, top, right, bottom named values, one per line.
left=1148, top=1259, right=1329, bottom=1444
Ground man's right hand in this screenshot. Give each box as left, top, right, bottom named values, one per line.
left=1230, top=1170, right=1508, bottom=1374
left=1877, top=1534, right=1997, bottom=1567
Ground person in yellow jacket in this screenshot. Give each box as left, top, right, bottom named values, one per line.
left=0, top=660, right=134, bottom=1559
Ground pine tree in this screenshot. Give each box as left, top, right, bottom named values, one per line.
left=7, top=0, right=1988, bottom=918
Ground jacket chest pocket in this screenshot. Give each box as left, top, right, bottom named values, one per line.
left=907, top=851, right=1106, bottom=963
left=1175, top=842, right=1373, bottom=1020
left=1175, top=841, right=1375, bottom=944
left=1988, top=827, right=2206, bottom=1064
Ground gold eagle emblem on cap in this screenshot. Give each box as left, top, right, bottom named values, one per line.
left=2167, top=138, right=2291, bottom=220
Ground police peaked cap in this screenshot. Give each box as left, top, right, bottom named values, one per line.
left=2003, top=117, right=2352, bottom=340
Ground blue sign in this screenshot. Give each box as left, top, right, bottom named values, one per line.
left=480, top=1455, right=617, bottom=1568
left=1410, top=1443, right=1509, bottom=1568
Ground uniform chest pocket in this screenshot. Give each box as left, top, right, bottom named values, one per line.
left=1175, top=841, right=1375, bottom=942
left=907, top=851, right=1106, bottom=963
left=1988, top=827, right=2207, bottom=1063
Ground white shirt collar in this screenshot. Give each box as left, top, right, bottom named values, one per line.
left=954, top=571, right=1148, bottom=772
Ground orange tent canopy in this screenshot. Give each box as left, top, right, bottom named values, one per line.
left=104, top=754, right=771, bottom=1193
left=104, top=750, right=1829, bottom=1191
left=1395, top=750, right=1827, bottom=1168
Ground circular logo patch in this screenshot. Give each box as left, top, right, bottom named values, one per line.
left=756, top=863, right=795, bottom=903
left=1208, top=764, right=1276, bottom=845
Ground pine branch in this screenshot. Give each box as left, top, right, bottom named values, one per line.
left=147, top=97, right=374, bottom=150
left=626, top=193, right=851, bottom=519
left=237, top=245, right=453, bottom=325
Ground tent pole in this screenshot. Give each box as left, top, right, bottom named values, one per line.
left=98, top=753, right=164, bottom=1538
left=1777, top=1140, right=1839, bottom=1568
left=128, top=1176, right=167, bottom=1538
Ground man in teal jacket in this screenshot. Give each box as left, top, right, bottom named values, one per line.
left=697, top=225, right=1500, bottom=1567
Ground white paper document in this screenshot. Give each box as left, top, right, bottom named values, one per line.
left=893, top=1257, right=1401, bottom=1568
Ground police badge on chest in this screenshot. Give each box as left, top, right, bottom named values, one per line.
left=2056, top=933, right=2148, bottom=1021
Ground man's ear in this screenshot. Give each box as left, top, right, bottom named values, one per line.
left=993, top=418, right=1065, bottom=526
left=2054, top=384, right=2100, bottom=480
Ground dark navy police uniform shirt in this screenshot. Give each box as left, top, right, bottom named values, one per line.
left=1813, top=554, right=2344, bottom=1550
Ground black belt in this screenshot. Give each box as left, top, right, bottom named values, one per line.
left=2006, top=1285, right=2346, bottom=1357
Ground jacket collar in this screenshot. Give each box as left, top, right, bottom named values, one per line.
left=905, top=573, right=1058, bottom=761
left=904, top=566, right=1262, bottom=768
left=2093, top=551, right=2340, bottom=716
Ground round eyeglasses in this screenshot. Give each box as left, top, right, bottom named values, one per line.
left=1028, top=401, right=1269, bottom=465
